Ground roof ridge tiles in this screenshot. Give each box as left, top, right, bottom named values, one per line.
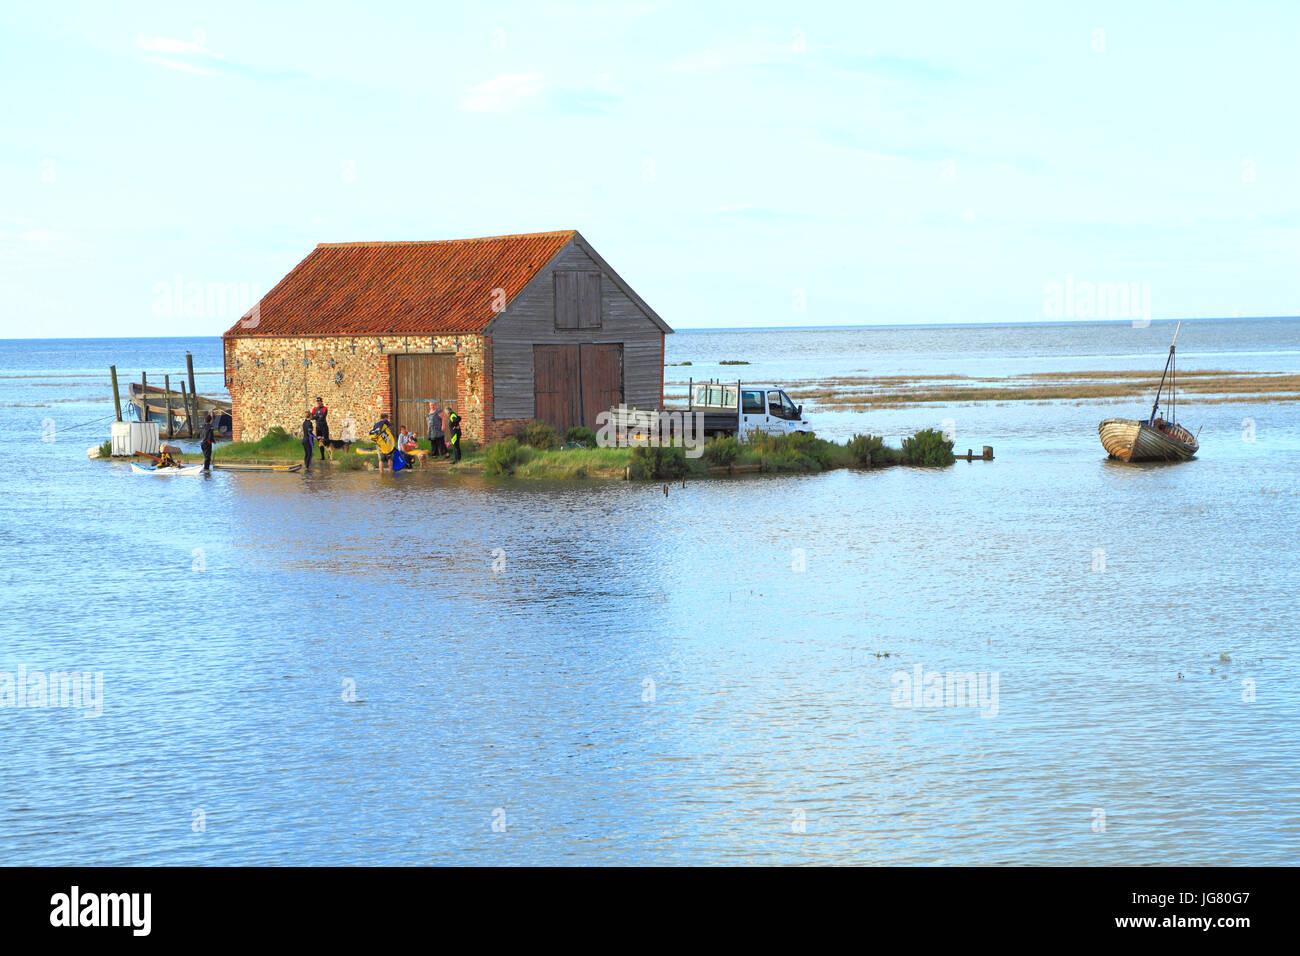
left=316, top=230, right=577, bottom=249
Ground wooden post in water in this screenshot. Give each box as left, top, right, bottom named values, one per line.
left=185, top=352, right=198, bottom=437
left=109, top=365, right=123, bottom=422
left=140, top=372, right=147, bottom=426
left=180, top=381, right=192, bottom=437
left=164, top=375, right=175, bottom=439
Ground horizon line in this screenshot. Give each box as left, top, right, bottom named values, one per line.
left=2, top=314, right=1297, bottom=342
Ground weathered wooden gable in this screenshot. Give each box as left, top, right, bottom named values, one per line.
left=488, top=236, right=668, bottom=420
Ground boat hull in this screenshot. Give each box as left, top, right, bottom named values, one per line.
left=130, top=462, right=204, bottom=476
left=127, top=384, right=232, bottom=436
left=1099, top=418, right=1198, bottom=462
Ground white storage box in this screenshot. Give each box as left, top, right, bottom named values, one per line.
left=110, top=421, right=133, bottom=457
left=119, top=424, right=158, bottom=457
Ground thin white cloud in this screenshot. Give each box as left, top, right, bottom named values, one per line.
left=542, top=1, right=658, bottom=17
left=0, top=230, right=70, bottom=242
left=136, top=32, right=212, bottom=56
left=669, top=35, right=798, bottom=73
left=139, top=55, right=221, bottom=76
left=461, top=73, right=547, bottom=112
left=133, top=31, right=305, bottom=81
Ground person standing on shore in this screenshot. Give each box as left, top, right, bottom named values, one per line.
left=448, top=409, right=462, bottom=463
left=370, top=412, right=396, bottom=472
left=311, top=396, right=330, bottom=460
left=198, top=412, right=215, bottom=471
left=427, top=402, right=446, bottom=458
left=301, top=410, right=315, bottom=471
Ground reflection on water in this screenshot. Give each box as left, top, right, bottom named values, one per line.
left=1, top=325, right=1298, bottom=864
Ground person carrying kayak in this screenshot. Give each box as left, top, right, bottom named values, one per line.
left=448, top=409, right=462, bottom=463
left=311, top=396, right=330, bottom=460
left=198, top=412, right=215, bottom=471
left=369, top=412, right=397, bottom=472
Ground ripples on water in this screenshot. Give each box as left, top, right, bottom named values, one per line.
left=1, top=324, right=1298, bottom=864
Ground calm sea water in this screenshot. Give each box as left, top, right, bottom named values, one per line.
left=2, top=319, right=1298, bottom=865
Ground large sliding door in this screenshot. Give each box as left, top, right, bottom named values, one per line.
left=533, top=345, right=581, bottom=433
left=533, top=343, right=622, bottom=432
left=579, top=344, right=622, bottom=429
left=392, top=353, right=456, bottom=434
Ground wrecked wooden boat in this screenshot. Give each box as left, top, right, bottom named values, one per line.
left=128, top=382, right=232, bottom=437
left=1099, top=322, right=1200, bottom=462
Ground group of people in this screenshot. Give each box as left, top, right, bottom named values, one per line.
left=175, top=396, right=466, bottom=474
left=366, top=402, right=460, bottom=472
left=300, top=397, right=331, bottom=471
left=424, top=402, right=460, bottom=461
left=291, top=396, right=464, bottom=473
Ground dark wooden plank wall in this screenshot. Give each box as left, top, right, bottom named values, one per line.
left=491, top=241, right=663, bottom=419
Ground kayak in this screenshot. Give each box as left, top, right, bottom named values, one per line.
left=212, top=463, right=303, bottom=473
left=130, top=462, right=204, bottom=476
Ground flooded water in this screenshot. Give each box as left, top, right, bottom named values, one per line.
left=2, top=319, right=1298, bottom=864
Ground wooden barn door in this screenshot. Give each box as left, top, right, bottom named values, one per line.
left=533, top=345, right=581, bottom=432
left=534, top=343, right=623, bottom=433
left=579, top=343, right=622, bottom=429
left=393, top=353, right=456, bottom=434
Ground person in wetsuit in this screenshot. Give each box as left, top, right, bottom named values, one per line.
left=448, top=410, right=462, bottom=463
left=311, top=397, right=330, bottom=460
left=198, top=412, right=215, bottom=471
left=301, top=410, right=315, bottom=471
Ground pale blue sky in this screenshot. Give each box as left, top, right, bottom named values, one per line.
left=1, top=0, right=1297, bottom=337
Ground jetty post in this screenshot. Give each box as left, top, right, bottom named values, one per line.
left=140, top=372, right=147, bottom=426
left=109, top=365, right=123, bottom=422
left=164, top=375, right=175, bottom=439
left=185, top=352, right=198, bottom=437
left=180, top=380, right=192, bottom=437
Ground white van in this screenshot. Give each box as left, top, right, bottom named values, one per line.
left=688, top=381, right=813, bottom=440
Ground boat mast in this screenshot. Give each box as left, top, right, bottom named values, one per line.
left=1149, top=321, right=1181, bottom=424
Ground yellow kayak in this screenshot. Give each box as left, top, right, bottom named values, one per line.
left=213, top=463, right=304, bottom=473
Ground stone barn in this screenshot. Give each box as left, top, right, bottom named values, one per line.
left=222, top=230, right=671, bottom=444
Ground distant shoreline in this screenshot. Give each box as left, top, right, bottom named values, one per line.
left=4, top=315, right=1298, bottom=343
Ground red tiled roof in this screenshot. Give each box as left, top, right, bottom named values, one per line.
left=224, top=230, right=576, bottom=337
